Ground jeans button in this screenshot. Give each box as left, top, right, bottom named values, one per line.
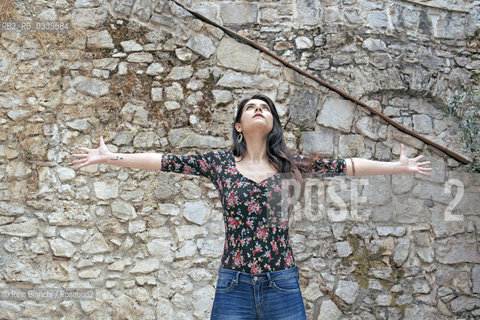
left=253, top=276, right=258, bottom=281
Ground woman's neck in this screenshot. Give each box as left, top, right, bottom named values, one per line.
left=242, top=135, right=268, bottom=163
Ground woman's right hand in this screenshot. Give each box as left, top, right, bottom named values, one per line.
left=71, top=136, right=113, bottom=169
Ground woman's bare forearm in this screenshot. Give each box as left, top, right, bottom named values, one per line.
left=71, top=137, right=166, bottom=170
left=343, top=143, right=432, bottom=176
left=105, top=152, right=164, bottom=170
left=346, top=158, right=405, bottom=176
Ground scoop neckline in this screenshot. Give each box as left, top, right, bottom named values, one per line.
left=229, top=150, right=279, bottom=185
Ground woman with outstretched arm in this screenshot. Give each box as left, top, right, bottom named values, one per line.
left=71, top=94, right=431, bottom=320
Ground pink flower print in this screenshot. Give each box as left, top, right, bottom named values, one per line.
left=267, top=192, right=274, bottom=201
left=255, top=226, right=269, bottom=241
left=226, top=191, right=238, bottom=206
left=252, top=244, right=262, bottom=255
left=247, top=200, right=261, bottom=214
left=228, top=217, right=240, bottom=229
left=266, top=251, right=273, bottom=261
left=270, top=240, right=278, bottom=254
left=246, top=219, right=252, bottom=227
left=233, top=251, right=243, bottom=266
left=250, top=262, right=261, bottom=274
left=198, top=159, right=208, bottom=172
left=285, top=251, right=293, bottom=266
left=247, top=201, right=256, bottom=213
left=183, top=165, right=192, bottom=175
left=228, top=235, right=235, bottom=247
left=275, top=260, right=281, bottom=266
left=272, top=184, right=281, bottom=193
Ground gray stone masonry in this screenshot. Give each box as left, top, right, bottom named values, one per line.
left=0, top=0, right=479, bottom=319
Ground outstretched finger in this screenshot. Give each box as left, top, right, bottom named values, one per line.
left=420, top=167, right=433, bottom=172
left=72, top=158, right=87, bottom=165
left=77, top=147, right=91, bottom=153
left=417, top=161, right=431, bottom=167
left=74, top=160, right=91, bottom=169
left=417, top=171, right=431, bottom=176
left=399, top=144, right=409, bottom=161
left=413, top=155, right=424, bottom=161
left=71, top=153, right=88, bottom=158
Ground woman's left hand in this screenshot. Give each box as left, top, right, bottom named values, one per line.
left=398, top=143, right=433, bottom=176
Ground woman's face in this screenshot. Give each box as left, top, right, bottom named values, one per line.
left=236, top=98, right=274, bottom=136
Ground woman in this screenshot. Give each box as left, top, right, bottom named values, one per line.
left=71, top=94, right=432, bottom=319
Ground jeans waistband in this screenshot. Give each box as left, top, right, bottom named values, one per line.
left=218, top=266, right=299, bottom=285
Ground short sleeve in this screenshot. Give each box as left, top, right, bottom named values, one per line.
left=160, top=150, right=217, bottom=181
left=293, top=153, right=347, bottom=177
left=311, top=159, right=347, bottom=177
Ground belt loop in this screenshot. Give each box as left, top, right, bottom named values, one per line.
left=234, top=271, right=239, bottom=286
left=266, top=272, right=272, bottom=287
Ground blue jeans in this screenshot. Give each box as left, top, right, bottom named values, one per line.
left=210, top=266, right=307, bottom=320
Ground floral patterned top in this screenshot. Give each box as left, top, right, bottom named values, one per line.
left=161, top=149, right=347, bottom=274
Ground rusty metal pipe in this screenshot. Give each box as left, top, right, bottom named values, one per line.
left=170, top=0, right=473, bottom=166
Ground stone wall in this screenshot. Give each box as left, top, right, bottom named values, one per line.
left=0, top=0, right=479, bottom=319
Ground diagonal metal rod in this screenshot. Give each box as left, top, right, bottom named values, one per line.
left=170, top=0, right=473, bottom=166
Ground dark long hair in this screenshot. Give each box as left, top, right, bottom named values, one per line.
left=231, top=94, right=324, bottom=219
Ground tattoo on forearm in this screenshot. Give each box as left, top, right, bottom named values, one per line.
left=110, top=156, right=124, bottom=161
